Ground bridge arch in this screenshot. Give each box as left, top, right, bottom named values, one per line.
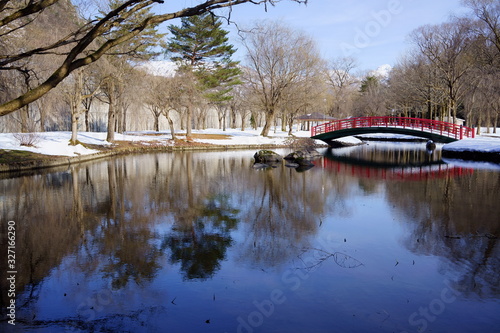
left=311, top=117, right=475, bottom=145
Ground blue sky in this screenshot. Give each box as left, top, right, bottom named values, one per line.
left=209, top=0, right=470, bottom=71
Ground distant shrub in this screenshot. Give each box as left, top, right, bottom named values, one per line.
left=284, top=136, right=320, bottom=149
left=13, top=132, right=42, bottom=147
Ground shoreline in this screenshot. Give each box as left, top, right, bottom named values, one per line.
left=0, top=143, right=290, bottom=173
left=1, top=131, right=499, bottom=172
left=441, top=149, right=500, bottom=164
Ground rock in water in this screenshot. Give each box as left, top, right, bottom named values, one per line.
left=253, top=150, right=283, bottom=164
left=284, top=149, right=322, bottom=166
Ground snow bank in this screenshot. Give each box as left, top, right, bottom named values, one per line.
left=442, top=137, right=500, bottom=153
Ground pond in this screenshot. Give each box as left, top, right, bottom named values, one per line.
left=1, top=142, right=499, bottom=333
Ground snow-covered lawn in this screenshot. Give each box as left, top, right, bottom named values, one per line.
left=0, top=127, right=498, bottom=158
left=0, top=128, right=311, bottom=157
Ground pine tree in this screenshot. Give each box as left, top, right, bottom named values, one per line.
left=103, top=0, right=167, bottom=60
left=166, top=12, right=241, bottom=134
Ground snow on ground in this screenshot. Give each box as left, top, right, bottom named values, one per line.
left=190, top=127, right=312, bottom=145
left=0, top=132, right=101, bottom=156
left=442, top=137, right=500, bottom=153
left=0, top=131, right=174, bottom=156
left=0, top=127, right=499, bottom=158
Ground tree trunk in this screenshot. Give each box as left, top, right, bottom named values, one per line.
left=260, top=108, right=275, bottom=137
left=222, top=108, right=227, bottom=131
left=241, top=115, right=245, bottom=131
left=154, top=115, right=159, bottom=132
left=115, top=105, right=123, bottom=134
left=486, top=110, right=491, bottom=133
left=121, top=105, right=128, bottom=133
left=494, top=112, right=498, bottom=134
left=85, top=108, right=90, bottom=132
left=287, top=117, right=294, bottom=136
left=186, top=104, right=192, bottom=140
left=165, top=112, right=176, bottom=140
left=38, top=102, right=47, bottom=132
left=20, top=106, right=29, bottom=133
left=106, top=101, right=115, bottom=142
left=231, top=107, right=237, bottom=129
left=70, top=103, right=79, bottom=145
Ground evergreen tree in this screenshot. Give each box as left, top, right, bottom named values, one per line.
left=102, top=0, right=167, bottom=60
left=359, top=76, right=379, bottom=93
left=166, top=13, right=241, bottom=106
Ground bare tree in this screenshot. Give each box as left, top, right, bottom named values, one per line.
left=240, top=20, right=324, bottom=136
left=171, top=70, right=204, bottom=140
left=462, top=0, right=500, bottom=60
left=61, top=67, right=100, bottom=144
left=410, top=18, right=476, bottom=124
left=143, top=74, right=180, bottom=138
left=379, top=1, right=498, bottom=130
left=461, top=0, right=500, bottom=131
left=228, top=84, right=253, bottom=131
left=324, top=56, right=358, bottom=118
left=388, top=53, right=448, bottom=119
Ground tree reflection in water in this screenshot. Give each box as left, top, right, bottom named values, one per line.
left=388, top=170, right=500, bottom=298
left=165, top=194, right=238, bottom=280
left=323, top=142, right=500, bottom=299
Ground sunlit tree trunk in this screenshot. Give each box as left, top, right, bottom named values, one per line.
left=106, top=95, right=116, bottom=143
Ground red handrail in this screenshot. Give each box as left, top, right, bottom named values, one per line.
left=311, top=116, right=475, bottom=140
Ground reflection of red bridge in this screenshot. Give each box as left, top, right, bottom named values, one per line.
left=317, top=158, right=473, bottom=181
left=311, top=117, right=475, bottom=144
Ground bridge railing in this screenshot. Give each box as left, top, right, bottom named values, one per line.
left=311, top=116, right=475, bottom=140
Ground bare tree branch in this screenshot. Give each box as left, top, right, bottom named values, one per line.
left=0, top=0, right=59, bottom=27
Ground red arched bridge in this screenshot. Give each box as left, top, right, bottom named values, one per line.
left=311, top=117, right=475, bottom=144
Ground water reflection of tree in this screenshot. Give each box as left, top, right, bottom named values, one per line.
left=95, top=158, right=166, bottom=289
left=235, top=165, right=331, bottom=268
left=343, top=143, right=442, bottom=165
left=0, top=166, right=97, bottom=316
left=386, top=171, right=500, bottom=297
left=165, top=194, right=239, bottom=280
left=0, top=150, right=354, bottom=325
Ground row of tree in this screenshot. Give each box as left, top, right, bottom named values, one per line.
left=0, top=0, right=498, bottom=142
left=391, top=0, right=500, bottom=133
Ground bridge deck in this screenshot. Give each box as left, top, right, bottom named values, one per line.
left=311, top=117, right=475, bottom=144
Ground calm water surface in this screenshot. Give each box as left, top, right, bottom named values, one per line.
left=1, top=142, right=499, bottom=333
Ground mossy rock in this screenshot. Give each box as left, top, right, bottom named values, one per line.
left=284, top=149, right=322, bottom=164
left=253, top=150, right=283, bottom=164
